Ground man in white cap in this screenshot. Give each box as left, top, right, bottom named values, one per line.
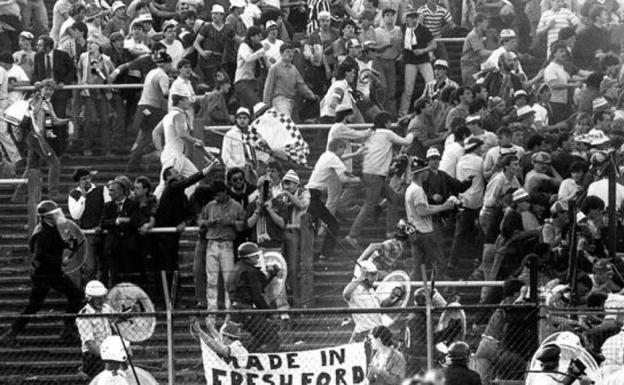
left=221, top=107, right=257, bottom=173
left=484, top=29, right=525, bottom=75
left=466, top=114, right=498, bottom=155
left=76, top=280, right=112, bottom=378
left=418, top=59, right=458, bottom=102
left=405, top=161, right=457, bottom=277
left=0, top=201, right=83, bottom=346
left=194, top=4, right=227, bottom=88
left=90, top=335, right=159, bottom=385
left=161, top=19, right=184, bottom=68
left=303, top=11, right=337, bottom=104
left=105, top=1, right=128, bottom=36
left=262, top=20, right=283, bottom=68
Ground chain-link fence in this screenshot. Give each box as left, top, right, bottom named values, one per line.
left=0, top=304, right=544, bottom=385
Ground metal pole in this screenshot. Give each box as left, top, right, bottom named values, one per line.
left=608, top=153, right=617, bottom=260
left=567, top=199, right=579, bottom=308
left=161, top=271, right=174, bottom=385
left=420, top=265, right=433, bottom=371
left=373, top=280, right=505, bottom=288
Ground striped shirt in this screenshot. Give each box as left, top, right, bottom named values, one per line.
left=536, top=8, right=580, bottom=56
left=416, top=4, right=453, bottom=38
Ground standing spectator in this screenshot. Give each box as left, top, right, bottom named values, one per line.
left=59, top=3, right=86, bottom=47
left=263, top=43, right=317, bottom=118
left=32, top=35, right=76, bottom=155
left=123, top=22, right=151, bottom=57
left=77, top=37, right=115, bottom=157
left=6, top=53, right=30, bottom=105
left=440, top=123, right=470, bottom=178
left=0, top=201, right=83, bottom=346
left=399, top=9, right=436, bottom=116
left=483, top=52, right=523, bottom=104
left=105, top=1, right=129, bottom=37
left=194, top=5, right=227, bottom=88
left=483, top=127, right=524, bottom=180
left=234, top=26, right=267, bottom=110
left=343, top=261, right=385, bottom=342
left=442, top=342, right=482, bottom=385
left=223, top=0, right=248, bottom=80
left=12, top=80, right=68, bottom=203
left=545, top=41, right=581, bottom=124
left=302, top=11, right=336, bottom=110
left=536, top=0, right=580, bottom=57
left=524, top=152, right=562, bottom=194
left=104, top=32, right=133, bottom=149
left=449, top=138, right=484, bottom=269
left=572, top=6, right=614, bottom=71
left=466, top=114, right=498, bottom=154
left=227, top=167, right=256, bottom=210
left=100, top=179, right=141, bottom=285
left=445, top=87, right=473, bottom=130
left=279, top=169, right=310, bottom=303
left=68, top=169, right=110, bottom=284
left=551, top=133, right=583, bottom=178
left=221, top=107, right=257, bottom=174
left=373, top=8, right=402, bottom=115
left=320, top=61, right=358, bottom=123
left=196, top=71, right=232, bottom=127
left=199, top=180, right=245, bottom=312
left=13, top=31, right=35, bottom=80
left=246, top=176, right=288, bottom=249
left=484, top=29, right=525, bottom=76
left=58, top=22, right=88, bottom=64
left=346, top=112, right=413, bottom=245
left=417, top=0, right=455, bottom=59
left=51, top=0, right=76, bottom=44
left=306, top=139, right=361, bottom=260
left=262, top=20, right=284, bottom=68
left=132, top=176, right=157, bottom=291
left=126, top=51, right=172, bottom=173
left=162, top=20, right=185, bottom=68
left=405, top=164, right=456, bottom=274
left=418, top=59, right=458, bottom=102
left=155, top=163, right=217, bottom=301
left=461, top=13, right=491, bottom=86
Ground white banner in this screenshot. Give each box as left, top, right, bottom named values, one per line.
left=201, top=342, right=368, bottom=385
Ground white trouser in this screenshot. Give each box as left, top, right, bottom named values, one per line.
left=154, top=151, right=199, bottom=199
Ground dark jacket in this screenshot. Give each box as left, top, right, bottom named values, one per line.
left=483, top=70, right=523, bottom=105
left=442, top=363, right=482, bottom=385
left=32, top=49, right=76, bottom=85
left=228, top=259, right=271, bottom=309
left=401, top=23, right=434, bottom=65
left=422, top=169, right=471, bottom=205
left=156, top=171, right=205, bottom=227
left=30, top=221, right=70, bottom=274
left=101, top=198, right=140, bottom=254
left=551, top=148, right=584, bottom=179
left=572, top=25, right=613, bottom=70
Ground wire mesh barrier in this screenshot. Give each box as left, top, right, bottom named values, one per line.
left=0, top=304, right=545, bottom=385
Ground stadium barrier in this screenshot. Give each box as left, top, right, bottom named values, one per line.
left=0, top=304, right=543, bottom=385
left=0, top=171, right=38, bottom=233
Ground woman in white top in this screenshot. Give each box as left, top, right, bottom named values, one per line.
left=234, top=26, right=268, bottom=110
left=557, top=160, right=587, bottom=203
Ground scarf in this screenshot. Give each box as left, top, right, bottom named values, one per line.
left=256, top=203, right=271, bottom=244
left=404, top=26, right=417, bottom=50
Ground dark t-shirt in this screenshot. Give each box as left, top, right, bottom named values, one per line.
left=402, top=24, right=434, bottom=65
left=245, top=199, right=287, bottom=248
left=198, top=22, right=227, bottom=68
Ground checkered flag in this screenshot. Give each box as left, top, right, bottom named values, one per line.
left=248, top=108, right=310, bottom=165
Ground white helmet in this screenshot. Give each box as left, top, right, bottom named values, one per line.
left=100, top=336, right=130, bottom=362
left=555, top=331, right=581, bottom=347
left=360, top=260, right=378, bottom=274
left=85, top=280, right=108, bottom=297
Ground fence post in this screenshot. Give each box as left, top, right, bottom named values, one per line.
left=298, top=213, right=314, bottom=308
left=420, top=265, right=433, bottom=371
left=26, top=168, right=41, bottom=234
left=162, top=271, right=174, bottom=385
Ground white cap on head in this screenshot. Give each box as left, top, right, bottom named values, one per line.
left=359, top=260, right=378, bottom=274
left=85, top=280, right=108, bottom=297
left=426, top=148, right=441, bottom=159
left=111, top=1, right=126, bottom=14
left=211, top=4, right=225, bottom=13
left=265, top=20, right=278, bottom=30
left=500, top=29, right=517, bottom=39
left=512, top=188, right=529, bottom=202
left=282, top=169, right=300, bottom=184
left=236, top=107, right=251, bottom=117
left=230, top=0, right=246, bottom=9
left=433, top=59, right=449, bottom=68
left=318, top=11, right=331, bottom=19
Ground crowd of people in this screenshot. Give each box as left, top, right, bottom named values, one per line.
left=3, top=0, right=624, bottom=383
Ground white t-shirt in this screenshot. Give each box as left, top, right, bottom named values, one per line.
left=320, top=79, right=354, bottom=118
left=537, top=8, right=580, bottom=57
left=124, top=37, right=151, bottom=56
left=440, top=141, right=464, bottom=178
left=405, top=182, right=433, bottom=233
left=587, top=179, right=624, bottom=209
left=355, top=58, right=373, bottom=98
left=347, top=282, right=383, bottom=333
left=163, top=39, right=185, bottom=69
left=456, top=153, right=485, bottom=209
left=162, top=108, right=187, bottom=156
left=138, top=67, right=170, bottom=109
left=532, top=103, right=549, bottom=128
left=242, top=3, right=262, bottom=28
left=558, top=178, right=581, bottom=203
left=306, top=151, right=347, bottom=192
left=362, top=129, right=412, bottom=176
left=261, top=38, right=284, bottom=68
left=168, top=76, right=195, bottom=112
left=544, top=61, right=570, bottom=104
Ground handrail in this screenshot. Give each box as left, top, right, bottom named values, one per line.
left=13, top=83, right=145, bottom=91
left=205, top=123, right=380, bottom=132
left=82, top=226, right=200, bottom=235
left=0, top=178, right=28, bottom=184
left=373, top=280, right=505, bottom=288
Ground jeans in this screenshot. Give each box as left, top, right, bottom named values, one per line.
left=399, top=62, right=434, bottom=116
left=127, top=105, right=165, bottom=171
left=308, top=189, right=339, bottom=258
left=372, top=58, right=397, bottom=116
left=272, top=95, right=294, bottom=118
left=206, top=240, right=235, bottom=311
left=348, top=174, right=399, bottom=239
left=13, top=134, right=61, bottom=199
left=109, top=93, right=126, bottom=145
left=83, top=234, right=102, bottom=285
left=20, top=0, right=48, bottom=35
left=449, top=208, right=481, bottom=266
left=282, top=229, right=300, bottom=304
left=193, top=238, right=207, bottom=307
left=410, top=231, right=446, bottom=271
left=83, top=94, right=111, bottom=153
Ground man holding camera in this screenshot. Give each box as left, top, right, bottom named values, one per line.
left=198, top=180, right=245, bottom=312
left=246, top=175, right=287, bottom=250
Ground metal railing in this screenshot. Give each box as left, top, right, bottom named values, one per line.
left=0, top=173, right=38, bottom=232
